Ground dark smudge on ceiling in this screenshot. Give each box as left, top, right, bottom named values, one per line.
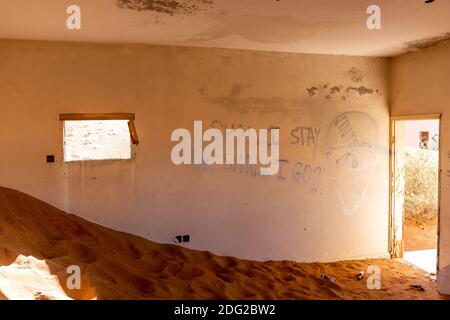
left=403, top=32, right=450, bottom=53
left=116, top=0, right=214, bottom=15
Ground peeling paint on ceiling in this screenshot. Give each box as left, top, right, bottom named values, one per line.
left=116, top=0, right=214, bottom=15
left=402, top=32, right=450, bottom=53
left=0, top=0, right=449, bottom=57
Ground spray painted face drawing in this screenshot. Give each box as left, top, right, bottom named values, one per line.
left=326, top=112, right=379, bottom=216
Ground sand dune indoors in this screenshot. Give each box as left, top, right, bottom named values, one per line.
left=0, top=186, right=444, bottom=300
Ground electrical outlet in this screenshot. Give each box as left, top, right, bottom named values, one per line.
left=47, top=155, right=55, bottom=163
left=174, top=235, right=190, bottom=244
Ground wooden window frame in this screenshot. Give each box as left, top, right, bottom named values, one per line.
left=59, top=113, right=139, bottom=145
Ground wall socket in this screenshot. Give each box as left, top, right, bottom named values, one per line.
left=174, top=235, right=190, bottom=243
left=46, top=155, right=55, bottom=163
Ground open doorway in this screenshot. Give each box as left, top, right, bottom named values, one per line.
left=390, top=115, right=440, bottom=276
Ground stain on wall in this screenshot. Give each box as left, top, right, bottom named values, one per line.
left=306, top=86, right=318, bottom=97
left=348, top=67, right=363, bottom=83
left=305, top=68, right=382, bottom=101
left=208, top=84, right=290, bottom=114
left=346, top=86, right=374, bottom=96
left=307, top=84, right=380, bottom=100
left=325, top=86, right=341, bottom=99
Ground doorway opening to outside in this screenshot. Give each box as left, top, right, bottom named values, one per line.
left=390, top=115, right=440, bottom=276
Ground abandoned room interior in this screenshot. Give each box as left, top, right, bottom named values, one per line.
left=0, top=0, right=450, bottom=301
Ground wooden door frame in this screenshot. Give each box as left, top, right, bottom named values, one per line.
left=389, top=114, right=441, bottom=271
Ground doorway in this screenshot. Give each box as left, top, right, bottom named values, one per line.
left=390, top=115, right=440, bottom=276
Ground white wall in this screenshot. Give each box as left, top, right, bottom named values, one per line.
left=0, top=39, right=390, bottom=262
left=404, top=120, right=439, bottom=150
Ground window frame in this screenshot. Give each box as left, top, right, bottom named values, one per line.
left=60, top=113, right=139, bottom=163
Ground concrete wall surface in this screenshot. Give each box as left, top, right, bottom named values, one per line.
left=0, top=40, right=390, bottom=262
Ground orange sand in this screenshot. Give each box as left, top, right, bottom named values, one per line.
left=0, top=186, right=446, bottom=300
left=404, top=217, right=438, bottom=251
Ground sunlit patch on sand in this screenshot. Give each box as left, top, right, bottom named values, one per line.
left=0, top=255, right=72, bottom=300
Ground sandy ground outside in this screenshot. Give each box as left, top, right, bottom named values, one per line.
left=403, top=216, right=438, bottom=275
left=0, top=186, right=447, bottom=300
left=404, top=217, right=438, bottom=252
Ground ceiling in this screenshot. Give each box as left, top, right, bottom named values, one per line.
left=0, top=0, right=449, bottom=57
